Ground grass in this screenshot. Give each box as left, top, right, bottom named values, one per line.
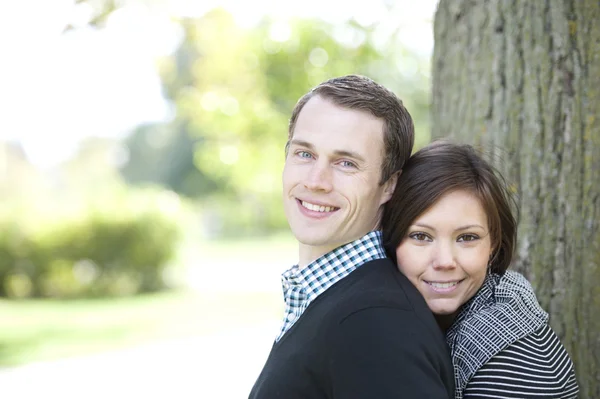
left=0, top=233, right=296, bottom=367
left=0, top=289, right=281, bottom=367
left=193, top=231, right=297, bottom=259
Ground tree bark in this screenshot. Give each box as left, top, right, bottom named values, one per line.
left=432, top=0, right=600, bottom=397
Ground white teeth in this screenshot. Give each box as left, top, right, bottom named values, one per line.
left=429, top=281, right=459, bottom=289
left=301, top=201, right=334, bottom=213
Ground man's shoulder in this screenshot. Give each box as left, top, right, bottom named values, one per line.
left=325, top=257, right=430, bottom=315
left=319, top=258, right=449, bottom=360
left=342, top=257, right=417, bottom=294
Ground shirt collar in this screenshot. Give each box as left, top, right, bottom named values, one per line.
left=282, top=230, right=387, bottom=302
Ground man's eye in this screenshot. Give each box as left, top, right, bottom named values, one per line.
left=339, top=160, right=357, bottom=168
left=458, top=234, right=479, bottom=242
left=297, top=151, right=312, bottom=158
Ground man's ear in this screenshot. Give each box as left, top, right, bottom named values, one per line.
left=380, top=170, right=401, bottom=205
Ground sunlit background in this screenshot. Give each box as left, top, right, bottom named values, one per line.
left=0, top=0, right=438, bottom=397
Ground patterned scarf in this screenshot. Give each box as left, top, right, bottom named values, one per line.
left=446, top=271, right=549, bottom=399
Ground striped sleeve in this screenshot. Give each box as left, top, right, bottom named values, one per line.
left=463, top=324, right=579, bottom=398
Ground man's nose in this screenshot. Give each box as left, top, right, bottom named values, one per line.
left=304, top=162, right=333, bottom=192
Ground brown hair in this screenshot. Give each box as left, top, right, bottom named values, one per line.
left=287, top=75, right=414, bottom=184
left=381, top=140, right=518, bottom=274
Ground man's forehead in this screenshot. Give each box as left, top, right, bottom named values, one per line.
left=297, top=96, right=381, bottom=125
left=291, top=97, right=385, bottom=160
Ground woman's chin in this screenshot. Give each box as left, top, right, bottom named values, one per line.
left=427, top=299, right=460, bottom=317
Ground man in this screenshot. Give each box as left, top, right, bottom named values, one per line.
left=249, top=75, right=454, bottom=398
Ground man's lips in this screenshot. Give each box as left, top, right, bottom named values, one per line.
left=296, top=199, right=340, bottom=213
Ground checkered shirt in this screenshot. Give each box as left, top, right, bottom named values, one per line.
left=275, top=230, right=386, bottom=342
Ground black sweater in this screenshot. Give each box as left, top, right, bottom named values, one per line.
left=249, top=258, right=454, bottom=398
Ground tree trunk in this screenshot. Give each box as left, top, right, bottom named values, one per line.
left=431, top=0, right=600, bottom=397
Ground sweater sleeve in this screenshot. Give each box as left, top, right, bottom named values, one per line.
left=327, top=306, right=453, bottom=399
left=463, top=324, right=579, bottom=398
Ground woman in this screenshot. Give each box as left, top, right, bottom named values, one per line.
left=382, top=141, right=579, bottom=398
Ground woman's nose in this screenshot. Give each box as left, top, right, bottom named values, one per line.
left=432, top=241, right=456, bottom=269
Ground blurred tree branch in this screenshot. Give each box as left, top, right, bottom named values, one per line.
left=63, top=0, right=119, bottom=32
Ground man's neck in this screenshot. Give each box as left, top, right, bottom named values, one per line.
left=296, top=230, right=382, bottom=269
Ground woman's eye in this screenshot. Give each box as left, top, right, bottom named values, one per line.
left=458, top=234, right=479, bottom=242
left=409, top=232, right=430, bottom=242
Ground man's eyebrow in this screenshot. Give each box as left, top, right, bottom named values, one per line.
left=332, top=150, right=365, bottom=163
left=288, top=139, right=314, bottom=150
left=289, top=139, right=365, bottom=163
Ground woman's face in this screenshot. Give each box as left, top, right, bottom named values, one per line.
left=395, top=190, right=492, bottom=318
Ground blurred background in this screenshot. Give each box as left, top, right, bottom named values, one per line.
left=0, top=0, right=437, bottom=397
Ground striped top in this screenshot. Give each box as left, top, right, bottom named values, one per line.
left=463, top=324, right=579, bottom=398
left=447, top=271, right=579, bottom=399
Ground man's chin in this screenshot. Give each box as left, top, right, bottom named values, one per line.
left=293, top=233, right=330, bottom=247
left=293, top=232, right=342, bottom=250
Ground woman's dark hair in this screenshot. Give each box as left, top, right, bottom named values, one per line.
left=381, top=140, right=518, bottom=274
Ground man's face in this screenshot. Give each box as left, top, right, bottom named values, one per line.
left=282, top=96, right=396, bottom=262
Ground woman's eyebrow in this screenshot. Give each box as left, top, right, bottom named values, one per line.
left=412, top=223, right=485, bottom=231
left=455, top=224, right=485, bottom=231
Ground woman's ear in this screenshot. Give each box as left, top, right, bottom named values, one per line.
left=488, top=248, right=496, bottom=267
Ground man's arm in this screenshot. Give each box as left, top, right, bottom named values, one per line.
left=327, top=306, right=453, bottom=399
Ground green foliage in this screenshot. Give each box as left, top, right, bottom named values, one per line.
left=0, top=189, right=182, bottom=298
left=64, top=0, right=118, bottom=32
left=120, top=8, right=432, bottom=235
left=201, top=192, right=288, bottom=238
left=0, top=290, right=279, bottom=366
left=120, top=122, right=220, bottom=197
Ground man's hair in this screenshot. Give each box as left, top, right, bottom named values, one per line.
left=287, top=75, right=414, bottom=184
left=381, top=140, right=518, bottom=274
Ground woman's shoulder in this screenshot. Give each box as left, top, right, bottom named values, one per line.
left=464, top=324, right=579, bottom=398
left=451, top=271, right=549, bottom=332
